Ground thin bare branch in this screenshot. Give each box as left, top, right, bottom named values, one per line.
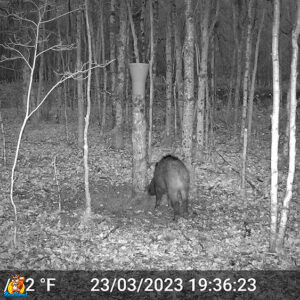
left=0, top=55, right=23, bottom=63
left=0, top=44, right=31, bottom=68
left=41, top=7, right=81, bottom=24
left=8, top=36, right=34, bottom=48
left=7, top=13, right=37, bottom=27
left=28, top=59, right=115, bottom=119
left=0, top=65, right=16, bottom=71
left=36, top=43, right=75, bottom=57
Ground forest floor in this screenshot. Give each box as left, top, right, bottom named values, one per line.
left=0, top=102, right=299, bottom=273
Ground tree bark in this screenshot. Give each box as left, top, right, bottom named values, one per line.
left=127, top=0, right=140, bottom=63
left=132, top=95, right=147, bottom=195
left=152, top=0, right=159, bottom=80
left=148, top=0, right=154, bottom=158
left=22, top=63, right=30, bottom=116
left=90, top=0, right=102, bottom=126
left=76, top=6, right=84, bottom=148
left=165, top=3, right=172, bottom=143
left=270, top=0, right=280, bottom=252
left=276, top=0, right=300, bottom=252
left=113, top=0, right=127, bottom=148
left=233, top=1, right=244, bottom=136
left=83, top=0, right=92, bottom=218
left=109, top=0, right=117, bottom=127
left=140, top=0, right=147, bottom=62
left=247, top=9, right=265, bottom=142
left=196, top=0, right=210, bottom=149
left=226, top=48, right=236, bottom=122
left=35, top=22, right=45, bottom=125
left=240, top=0, right=253, bottom=140
left=173, top=0, right=183, bottom=133
left=182, top=0, right=194, bottom=167
left=100, top=0, right=108, bottom=136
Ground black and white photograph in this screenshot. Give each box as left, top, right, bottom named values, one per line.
left=0, top=0, right=299, bottom=298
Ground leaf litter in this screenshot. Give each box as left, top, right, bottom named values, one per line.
left=0, top=112, right=299, bottom=271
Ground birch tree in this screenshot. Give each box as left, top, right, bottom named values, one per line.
left=276, top=0, right=300, bottom=252
left=270, top=0, right=280, bottom=252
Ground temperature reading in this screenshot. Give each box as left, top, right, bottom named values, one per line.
left=39, top=277, right=56, bottom=291
left=25, top=278, right=35, bottom=292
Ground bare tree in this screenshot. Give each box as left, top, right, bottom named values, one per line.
left=140, top=0, right=147, bottom=62
left=76, top=1, right=84, bottom=148
left=196, top=0, right=210, bottom=149
left=165, top=0, right=172, bottom=144
left=196, top=0, right=219, bottom=150
left=247, top=8, right=265, bottom=142
left=152, top=0, right=159, bottom=79
left=148, top=0, right=154, bottom=157
left=127, top=0, right=140, bottom=62
left=182, top=0, right=194, bottom=166
left=240, top=0, right=253, bottom=140
left=233, top=1, right=245, bottom=136
left=226, top=48, right=236, bottom=122
left=113, top=0, right=127, bottom=148
left=89, top=0, right=102, bottom=127
left=173, top=0, right=183, bottom=133
left=0, top=2, right=111, bottom=244
left=34, top=22, right=45, bottom=125
left=83, top=0, right=92, bottom=219
left=270, top=0, right=281, bottom=252
left=109, top=0, right=117, bottom=125
left=240, top=0, right=253, bottom=193
left=99, top=0, right=108, bottom=136
left=276, top=0, right=300, bottom=252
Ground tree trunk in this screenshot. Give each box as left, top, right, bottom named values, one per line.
left=56, top=3, right=69, bottom=137
left=276, top=0, right=300, bottom=252
left=270, top=0, right=280, bottom=252
left=140, top=0, right=147, bottom=62
left=100, top=0, right=108, bottom=136
left=233, top=2, right=243, bottom=136
left=109, top=0, right=117, bottom=129
left=127, top=0, right=140, bottom=63
left=226, top=48, right=236, bottom=122
left=130, top=63, right=149, bottom=196
left=196, top=0, right=210, bottom=149
left=209, top=33, right=216, bottom=149
left=22, top=63, right=30, bottom=116
left=90, top=0, right=102, bottom=126
left=132, top=95, right=147, bottom=195
left=165, top=4, right=172, bottom=143
left=35, top=23, right=45, bottom=125
left=240, top=0, right=253, bottom=140
left=182, top=0, right=194, bottom=167
left=152, top=0, right=159, bottom=80
left=113, top=0, right=127, bottom=148
left=173, top=0, right=183, bottom=133
left=148, top=0, right=154, bottom=158
left=247, top=9, right=265, bottom=143
left=83, top=0, right=92, bottom=218
left=283, top=88, right=291, bottom=156
left=76, top=7, right=84, bottom=148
